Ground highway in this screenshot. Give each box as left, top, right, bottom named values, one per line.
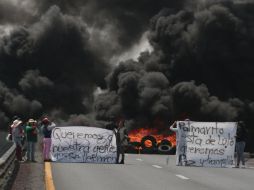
left=50, top=154, right=254, bottom=190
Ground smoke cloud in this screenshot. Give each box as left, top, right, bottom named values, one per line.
left=0, top=0, right=254, bottom=150
left=94, top=0, right=254, bottom=147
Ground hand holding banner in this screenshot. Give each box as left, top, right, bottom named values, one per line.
left=175, top=121, right=237, bottom=168
left=51, top=126, right=117, bottom=163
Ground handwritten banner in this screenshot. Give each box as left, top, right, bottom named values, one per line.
left=51, top=126, right=117, bottom=163
left=176, top=121, right=237, bottom=168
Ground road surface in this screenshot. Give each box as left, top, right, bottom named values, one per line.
left=49, top=154, right=254, bottom=190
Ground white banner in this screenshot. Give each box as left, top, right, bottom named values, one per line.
left=175, top=121, right=237, bottom=168
left=51, top=126, right=117, bottom=163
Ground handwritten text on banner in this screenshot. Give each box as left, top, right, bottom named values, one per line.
left=176, top=121, right=237, bottom=168
left=51, top=126, right=117, bottom=163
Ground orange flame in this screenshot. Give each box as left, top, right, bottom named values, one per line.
left=128, top=128, right=176, bottom=148
left=144, top=140, right=153, bottom=147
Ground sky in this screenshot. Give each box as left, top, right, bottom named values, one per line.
left=0, top=0, right=254, bottom=140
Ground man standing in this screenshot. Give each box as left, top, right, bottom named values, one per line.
left=169, top=119, right=190, bottom=166
left=235, top=121, right=248, bottom=168
left=106, top=118, right=129, bottom=164
left=117, top=120, right=129, bottom=164
left=25, top=119, right=38, bottom=162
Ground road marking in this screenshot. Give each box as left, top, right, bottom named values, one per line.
left=45, top=162, right=56, bottom=190
left=175, top=174, right=189, bottom=180
left=152, top=165, right=162, bottom=169
left=136, top=158, right=143, bottom=161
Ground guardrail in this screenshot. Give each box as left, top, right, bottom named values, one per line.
left=0, top=144, right=16, bottom=190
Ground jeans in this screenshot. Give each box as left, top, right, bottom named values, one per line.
left=117, top=145, right=127, bottom=164
left=15, top=143, right=22, bottom=161
left=236, top=141, right=246, bottom=166
left=27, top=141, right=36, bottom=161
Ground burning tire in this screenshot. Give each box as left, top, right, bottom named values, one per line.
left=157, top=139, right=172, bottom=153
left=141, top=136, right=157, bottom=152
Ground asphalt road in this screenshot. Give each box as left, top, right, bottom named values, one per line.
left=51, top=154, right=254, bottom=190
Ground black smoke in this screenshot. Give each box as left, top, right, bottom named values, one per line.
left=1, top=0, right=254, bottom=152
left=94, top=0, right=254, bottom=151
left=0, top=4, right=109, bottom=127
left=149, top=1, right=254, bottom=100
left=0, top=0, right=187, bottom=129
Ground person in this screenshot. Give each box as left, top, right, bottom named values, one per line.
left=41, top=117, right=56, bottom=161
left=169, top=119, right=190, bottom=145
left=169, top=121, right=180, bottom=146
left=105, top=118, right=129, bottom=164
left=6, top=116, right=20, bottom=142
left=25, top=119, right=38, bottom=162
left=235, top=121, right=248, bottom=168
left=169, top=121, right=178, bottom=132
left=106, top=118, right=120, bottom=164
left=11, top=119, right=24, bottom=161
left=117, top=120, right=129, bottom=164
left=169, top=119, right=190, bottom=166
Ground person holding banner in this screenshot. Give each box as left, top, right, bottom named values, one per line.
left=106, top=118, right=128, bottom=164
left=170, top=119, right=190, bottom=142
left=169, top=121, right=178, bottom=132
left=170, top=120, right=189, bottom=145
left=170, top=119, right=190, bottom=166
left=235, top=121, right=248, bottom=168
left=106, top=118, right=120, bottom=163
left=117, top=120, right=129, bottom=164
left=170, top=121, right=183, bottom=165
left=41, top=117, right=56, bottom=161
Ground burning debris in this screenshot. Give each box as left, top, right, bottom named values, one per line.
left=128, top=127, right=176, bottom=154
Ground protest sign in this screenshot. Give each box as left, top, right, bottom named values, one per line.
left=175, top=121, right=237, bottom=167
left=51, top=126, right=117, bottom=163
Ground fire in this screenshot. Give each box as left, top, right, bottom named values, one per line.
left=144, top=140, right=152, bottom=147
left=128, top=128, right=176, bottom=148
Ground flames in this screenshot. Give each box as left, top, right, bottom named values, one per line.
left=128, top=128, right=176, bottom=148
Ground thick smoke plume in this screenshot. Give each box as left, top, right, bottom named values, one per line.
left=1, top=0, right=254, bottom=151
left=94, top=0, right=254, bottom=150
left=0, top=0, right=187, bottom=128
left=0, top=3, right=109, bottom=127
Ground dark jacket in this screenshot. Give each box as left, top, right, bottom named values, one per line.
left=236, top=124, right=248, bottom=142
left=25, top=125, right=38, bottom=142
left=42, top=125, right=52, bottom=138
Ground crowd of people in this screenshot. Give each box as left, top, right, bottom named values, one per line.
left=7, top=115, right=247, bottom=167
left=7, top=115, right=129, bottom=164
left=7, top=116, right=56, bottom=162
